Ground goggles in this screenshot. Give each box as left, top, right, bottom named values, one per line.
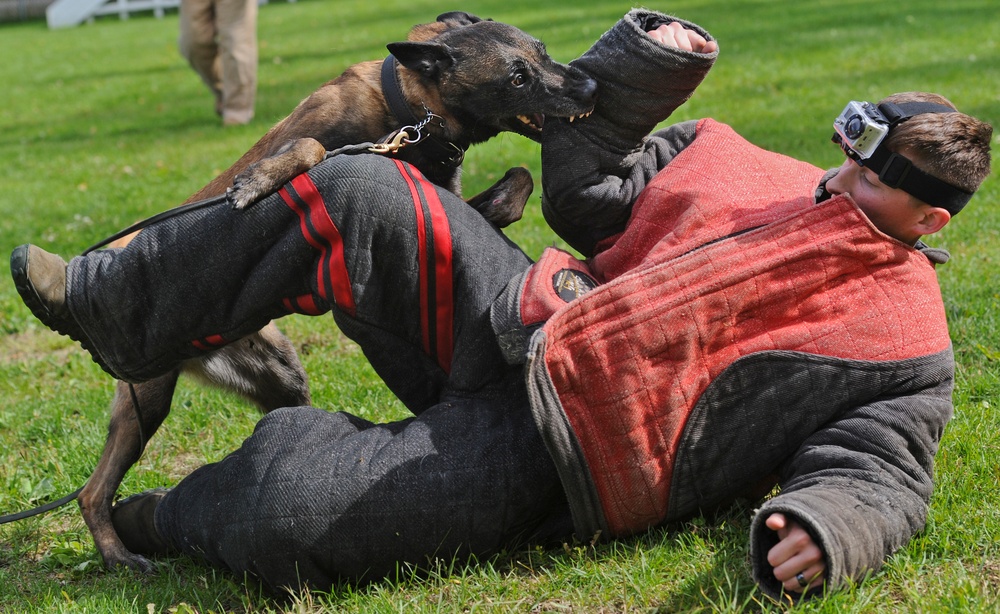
left=831, top=100, right=972, bottom=214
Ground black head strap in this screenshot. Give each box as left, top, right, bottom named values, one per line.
left=878, top=101, right=955, bottom=126
left=863, top=148, right=972, bottom=214
left=863, top=102, right=973, bottom=214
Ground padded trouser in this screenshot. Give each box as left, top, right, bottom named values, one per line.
left=155, top=395, right=571, bottom=594
left=66, top=154, right=570, bottom=590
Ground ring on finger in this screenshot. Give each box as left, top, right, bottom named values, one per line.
left=796, top=572, right=809, bottom=588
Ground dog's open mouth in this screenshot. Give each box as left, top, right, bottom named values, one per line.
left=516, top=110, right=593, bottom=132
left=516, top=113, right=545, bottom=132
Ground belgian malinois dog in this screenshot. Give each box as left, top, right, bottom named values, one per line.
left=80, top=11, right=597, bottom=572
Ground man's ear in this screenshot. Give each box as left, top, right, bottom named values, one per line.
left=914, top=206, right=952, bottom=236
left=387, top=41, right=455, bottom=80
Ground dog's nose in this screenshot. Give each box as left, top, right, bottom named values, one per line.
left=574, top=77, right=598, bottom=105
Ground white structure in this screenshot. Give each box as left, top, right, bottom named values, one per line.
left=47, top=0, right=177, bottom=27
left=46, top=0, right=281, bottom=29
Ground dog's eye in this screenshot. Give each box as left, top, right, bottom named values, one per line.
left=511, top=73, right=526, bottom=88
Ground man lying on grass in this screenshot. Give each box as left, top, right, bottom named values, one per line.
left=11, top=9, right=992, bottom=602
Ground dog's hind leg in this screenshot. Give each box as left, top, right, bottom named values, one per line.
left=182, top=323, right=311, bottom=412
left=80, top=371, right=179, bottom=572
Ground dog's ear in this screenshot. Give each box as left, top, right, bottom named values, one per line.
left=387, top=41, right=455, bottom=80
left=407, top=12, right=491, bottom=42
left=435, top=11, right=489, bottom=26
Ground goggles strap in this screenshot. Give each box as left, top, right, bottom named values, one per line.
left=860, top=145, right=973, bottom=214
left=878, top=101, right=957, bottom=126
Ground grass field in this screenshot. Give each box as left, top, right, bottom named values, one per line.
left=1, top=0, right=998, bottom=612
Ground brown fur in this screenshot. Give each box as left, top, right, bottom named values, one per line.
left=83, top=11, right=597, bottom=572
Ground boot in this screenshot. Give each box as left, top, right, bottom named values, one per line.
left=111, top=488, right=174, bottom=556
left=10, top=244, right=119, bottom=379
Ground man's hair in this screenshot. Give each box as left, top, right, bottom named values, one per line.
left=881, top=92, right=993, bottom=196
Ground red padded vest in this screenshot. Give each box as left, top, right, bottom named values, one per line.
left=525, top=119, right=952, bottom=537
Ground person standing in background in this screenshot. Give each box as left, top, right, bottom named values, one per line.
left=178, top=0, right=257, bottom=126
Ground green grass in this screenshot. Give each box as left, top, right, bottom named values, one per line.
left=1, top=0, right=999, bottom=611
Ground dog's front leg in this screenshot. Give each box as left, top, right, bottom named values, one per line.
left=465, top=166, right=534, bottom=228
left=228, top=138, right=328, bottom=210
left=79, top=372, right=179, bottom=573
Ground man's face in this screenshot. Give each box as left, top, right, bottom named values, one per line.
left=825, top=155, right=928, bottom=244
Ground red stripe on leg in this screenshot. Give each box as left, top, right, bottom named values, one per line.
left=418, top=174, right=454, bottom=371
left=393, top=160, right=433, bottom=358
left=280, top=176, right=356, bottom=316
left=282, top=294, right=325, bottom=316
left=392, top=161, right=453, bottom=373
left=192, top=333, right=227, bottom=351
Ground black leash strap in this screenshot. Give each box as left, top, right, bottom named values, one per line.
left=82, top=193, right=230, bottom=256
left=0, top=487, right=83, bottom=525
left=0, top=383, right=149, bottom=526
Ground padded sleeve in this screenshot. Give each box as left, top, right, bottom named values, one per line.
left=540, top=9, right=717, bottom=256
left=749, top=374, right=954, bottom=600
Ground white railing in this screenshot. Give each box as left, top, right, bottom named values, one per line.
left=46, top=0, right=282, bottom=29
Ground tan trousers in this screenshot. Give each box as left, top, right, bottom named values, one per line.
left=178, top=0, right=257, bottom=125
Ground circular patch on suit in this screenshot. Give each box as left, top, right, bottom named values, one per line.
left=552, top=268, right=598, bottom=303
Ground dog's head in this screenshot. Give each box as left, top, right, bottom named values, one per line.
left=388, top=17, right=597, bottom=146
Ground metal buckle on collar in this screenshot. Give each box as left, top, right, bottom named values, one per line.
left=369, top=127, right=420, bottom=155
left=369, top=107, right=445, bottom=155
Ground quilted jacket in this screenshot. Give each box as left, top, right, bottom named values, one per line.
left=497, top=9, right=956, bottom=599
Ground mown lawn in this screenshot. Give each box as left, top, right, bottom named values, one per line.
left=1, top=0, right=998, bottom=612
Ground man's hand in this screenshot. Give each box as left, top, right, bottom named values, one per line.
left=647, top=22, right=719, bottom=54
left=765, top=513, right=826, bottom=593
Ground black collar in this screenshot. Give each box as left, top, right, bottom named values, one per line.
left=379, top=56, right=465, bottom=168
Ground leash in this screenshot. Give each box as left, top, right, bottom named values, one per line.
left=81, top=194, right=230, bottom=256
left=1, top=65, right=458, bottom=525
left=0, top=487, right=83, bottom=525
left=0, top=383, right=148, bottom=525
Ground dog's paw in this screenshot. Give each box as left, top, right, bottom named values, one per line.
left=227, top=175, right=266, bottom=210
left=226, top=185, right=256, bottom=210
left=96, top=535, right=160, bottom=574
left=105, top=549, right=157, bottom=574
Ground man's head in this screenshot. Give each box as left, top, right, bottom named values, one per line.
left=826, top=92, right=992, bottom=244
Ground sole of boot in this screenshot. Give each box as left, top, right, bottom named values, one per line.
left=10, top=244, right=120, bottom=379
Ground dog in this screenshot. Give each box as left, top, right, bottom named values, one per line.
left=79, top=11, right=597, bottom=572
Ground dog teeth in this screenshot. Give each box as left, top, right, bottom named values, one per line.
left=519, top=111, right=591, bottom=128
left=517, top=115, right=541, bottom=130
